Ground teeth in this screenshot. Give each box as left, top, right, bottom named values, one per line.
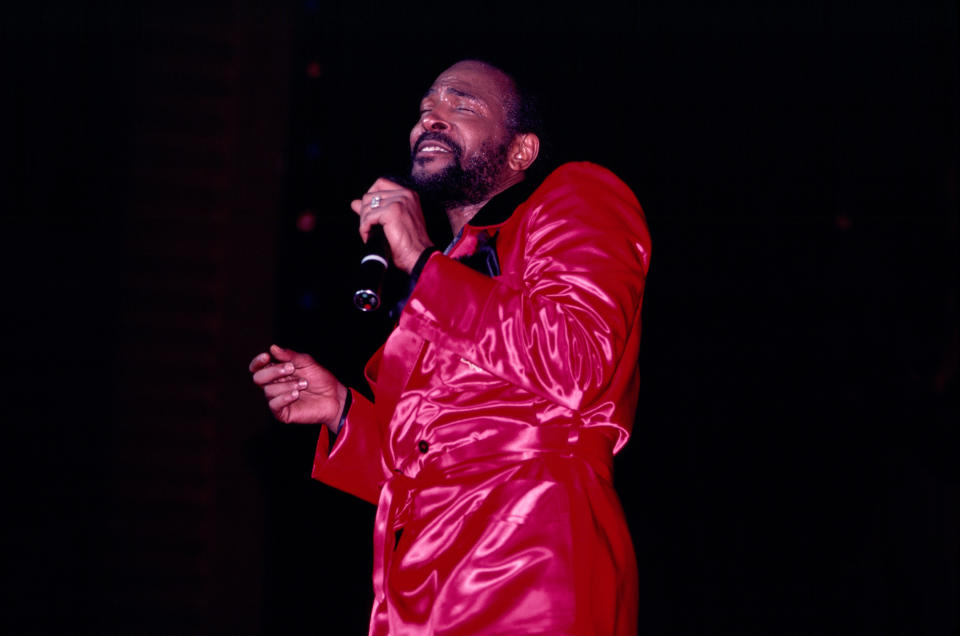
left=420, top=145, right=449, bottom=153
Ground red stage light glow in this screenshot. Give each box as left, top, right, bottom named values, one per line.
left=296, top=210, right=317, bottom=232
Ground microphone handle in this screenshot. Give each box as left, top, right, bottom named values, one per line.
left=353, top=225, right=389, bottom=312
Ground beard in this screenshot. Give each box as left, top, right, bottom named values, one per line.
left=409, top=132, right=510, bottom=210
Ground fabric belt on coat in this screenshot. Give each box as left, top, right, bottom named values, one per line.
left=371, top=425, right=615, bottom=605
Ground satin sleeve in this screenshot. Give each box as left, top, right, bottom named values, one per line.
left=398, top=163, right=651, bottom=412
left=311, top=388, right=385, bottom=505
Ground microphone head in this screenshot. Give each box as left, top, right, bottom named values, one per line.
left=354, top=226, right=388, bottom=311
left=353, top=257, right=385, bottom=311
left=353, top=286, right=381, bottom=312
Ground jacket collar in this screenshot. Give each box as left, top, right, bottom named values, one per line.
left=464, top=174, right=542, bottom=229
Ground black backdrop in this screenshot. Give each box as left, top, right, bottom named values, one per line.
left=4, top=1, right=957, bottom=634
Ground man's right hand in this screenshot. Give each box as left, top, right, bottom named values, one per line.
left=248, top=344, right=348, bottom=428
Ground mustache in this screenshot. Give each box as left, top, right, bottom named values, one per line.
left=412, top=131, right=462, bottom=157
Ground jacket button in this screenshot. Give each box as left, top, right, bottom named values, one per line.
left=418, top=440, right=429, bottom=454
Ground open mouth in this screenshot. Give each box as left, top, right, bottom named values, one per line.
left=414, top=134, right=458, bottom=158
left=418, top=145, right=450, bottom=154
left=416, top=142, right=452, bottom=155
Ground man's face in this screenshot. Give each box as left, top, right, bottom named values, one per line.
left=409, top=61, right=515, bottom=206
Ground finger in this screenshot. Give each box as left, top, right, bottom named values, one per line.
left=355, top=183, right=403, bottom=215
left=263, top=378, right=307, bottom=398
left=269, top=389, right=300, bottom=412
left=252, top=362, right=296, bottom=386
left=357, top=207, right=391, bottom=243
left=353, top=195, right=388, bottom=241
left=361, top=192, right=405, bottom=208
left=357, top=212, right=380, bottom=242
left=369, top=177, right=409, bottom=193
left=248, top=351, right=271, bottom=373
left=356, top=192, right=412, bottom=242
left=274, top=345, right=318, bottom=370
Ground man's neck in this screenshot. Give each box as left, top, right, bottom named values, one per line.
left=444, top=172, right=525, bottom=236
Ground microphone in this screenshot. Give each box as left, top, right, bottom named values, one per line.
left=352, top=174, right=418, bottom=312
left=353, top=224, right=389, bottom=312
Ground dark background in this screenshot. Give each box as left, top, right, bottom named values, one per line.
left=4, top=1, right=957, bottom=634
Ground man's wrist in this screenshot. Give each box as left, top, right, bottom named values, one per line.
left=410, top=247, right=439, bottom=284
left=334, top=389, right=352, bottom=435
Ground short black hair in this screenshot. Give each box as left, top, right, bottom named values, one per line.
left=453, top=58, right=551, bottom=173
left=456, top=58, right=545, bottom=139
left=505, top=79, right=544, bottom=140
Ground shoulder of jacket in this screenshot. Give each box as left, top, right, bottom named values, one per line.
left=534, top=162, right=640, bottom=207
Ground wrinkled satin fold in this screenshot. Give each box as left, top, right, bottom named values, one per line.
left=372, top=426, right=614, bottom=608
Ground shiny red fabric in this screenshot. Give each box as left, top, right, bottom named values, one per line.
left=313, top=162, right=652, bottom=635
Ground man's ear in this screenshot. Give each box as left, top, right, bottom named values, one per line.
left=507, top=133, right=540, bottom=172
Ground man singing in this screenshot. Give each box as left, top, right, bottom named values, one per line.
left=250, top=59, right=651, bottom=635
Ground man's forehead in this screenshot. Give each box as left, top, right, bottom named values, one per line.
left=425, top=62, right=511, bottom=104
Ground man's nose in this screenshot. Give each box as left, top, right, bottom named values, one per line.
left=421, top=109, right=449, bottom=131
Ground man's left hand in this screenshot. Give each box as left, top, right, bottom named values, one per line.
left=351, top=178, right=433, bottom=275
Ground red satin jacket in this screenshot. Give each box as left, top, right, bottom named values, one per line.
left=312, top=162, right=652, bottom=635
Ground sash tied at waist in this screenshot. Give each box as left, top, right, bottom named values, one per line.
left=371, top=425, right=615, bottom=605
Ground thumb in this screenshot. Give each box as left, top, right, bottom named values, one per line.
left=270, top=344, right=294, bottom=361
